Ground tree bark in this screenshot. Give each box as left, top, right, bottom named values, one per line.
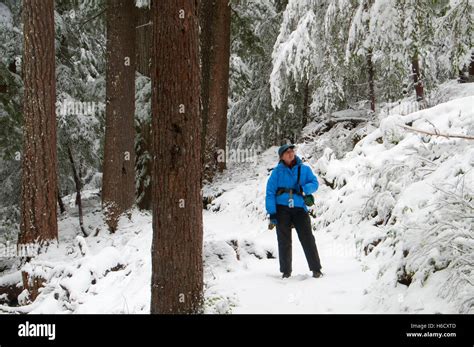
left=470, top=51, right=474, bottom=77
left=363, top=1, right=375, bottom=113
left=19, top=0, right=58, bottom=248
left=103, top=0, right=136, bottom=232
left=302, top=79, right=310, bottom=128
left=57, top=190, right=66, bottom=215
left=200, top=0, right=214, bottom=171
left=411, top=54, right=424, bottom=102
left=367, top=48, right=376, bottom=112
left=136, top=4, right=151, bottom=77
left=136, top=120, right=152, bottom=210
left=201, top=0, right=231, bottom=182
left=151, top=0, right=203, bottom=314
left=67, top=144, right=87, bottom=237
left=135, top=3, right=152, bottom=210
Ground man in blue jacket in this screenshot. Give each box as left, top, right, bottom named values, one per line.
left=265, top=144, right=323, bottom=279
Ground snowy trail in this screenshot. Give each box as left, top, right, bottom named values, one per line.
left=200, top=145, right=380, bottom=313
left=203, top=182, right=375, bottom=313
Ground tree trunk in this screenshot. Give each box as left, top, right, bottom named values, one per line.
left=136, top=121, right=152, bottom=210
left=103, top=0, right=136, bottom=232
left=411, top=54, right=424, bottom=102
left=200, top=0, right=215, bottom=178
left=21, top=271, right=45, bottom=303
left=363, top=1, right=375, bottom=113
left=67, top=144, right=87, bottom=237
left=135, top=3, right=152, bottom=210
left=302, top=79, right=310, bottom=128
left=469, top=51, right=474, bottom=77
left=136, top=5, right=151, bottom=77
left=19, top=0, right=58, bottom=248
left=458, top=67, right=469, bottom=83
left=57, top=190, right=66, bottom=215
left=201, top=0, right=231, bottom=182
left=151, top=0, right=203, bottom=314
left=367, top=48, right=376, bottom=112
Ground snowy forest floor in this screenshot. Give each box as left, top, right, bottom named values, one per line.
left=0, top=80, right=473, bottom=314
left=203, top=158, right=376, bottom=313
left=1, top=154, right=383, bottom=314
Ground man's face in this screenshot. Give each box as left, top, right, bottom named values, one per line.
left=281, top=148, right=295, bottom=164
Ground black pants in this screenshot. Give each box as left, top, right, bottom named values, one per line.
left=275, top=204, right=322, bottom=274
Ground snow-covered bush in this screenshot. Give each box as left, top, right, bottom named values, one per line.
left=379, top=114, right=407, bottom=147
left=307, top=84, right=474, bottom=313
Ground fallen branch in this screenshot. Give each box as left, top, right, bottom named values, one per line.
left=399, top=124, right=474, bottom=140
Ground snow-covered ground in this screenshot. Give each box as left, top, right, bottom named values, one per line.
left=202, top=146, right=379, bottom=313
left=0, top=153, right=378, bottom=314
left=0, top=81, right=473, bottom=314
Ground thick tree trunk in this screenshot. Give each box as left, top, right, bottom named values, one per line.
left=135, top=3, right=152, bottom=210
left=213, top=1, right=231, bottom=173
left=103, top=0, right=136, bottom=232
left=411, top=54, right=424, bottom=102
left=19, top=0, right=58, bottom=247
left=200, top=0, right=214, bottom=171
left=136, top=5, right=151, bottom=77
left=201, top=0, right=231, bottom=182
left=151, top=0, right=203, bottom=314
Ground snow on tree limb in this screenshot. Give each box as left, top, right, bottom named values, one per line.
left=399, top=124, right=474, bottom=140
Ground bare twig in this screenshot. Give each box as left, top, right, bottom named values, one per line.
left=399, top=124, right=474, bottom=140
left=136, top=21, right=152, bottom=29
left=79, top=8, right=106, bottom=29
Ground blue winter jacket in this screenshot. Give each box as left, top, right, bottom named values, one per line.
left=265, top=156, right=319, bottom=215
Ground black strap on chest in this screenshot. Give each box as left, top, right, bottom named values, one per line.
left=276, top=165, right=302, bottom=196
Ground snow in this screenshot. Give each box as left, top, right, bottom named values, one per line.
left=270, top=1, right=319, bottom=109
left=0, top=3, right=12, bottom=28
left=0, top=271, right=21, bottom=287
left=135, top=0, right=150, bottom=9
left=304, top=84, right=474, bottom=313
left=204, top=209, right=373, bottom=313
left=1, top=80, right=473, bottom=314
left=3, top=152, right=382, bottom=313
left=0, top=210, right=152, bottom=314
